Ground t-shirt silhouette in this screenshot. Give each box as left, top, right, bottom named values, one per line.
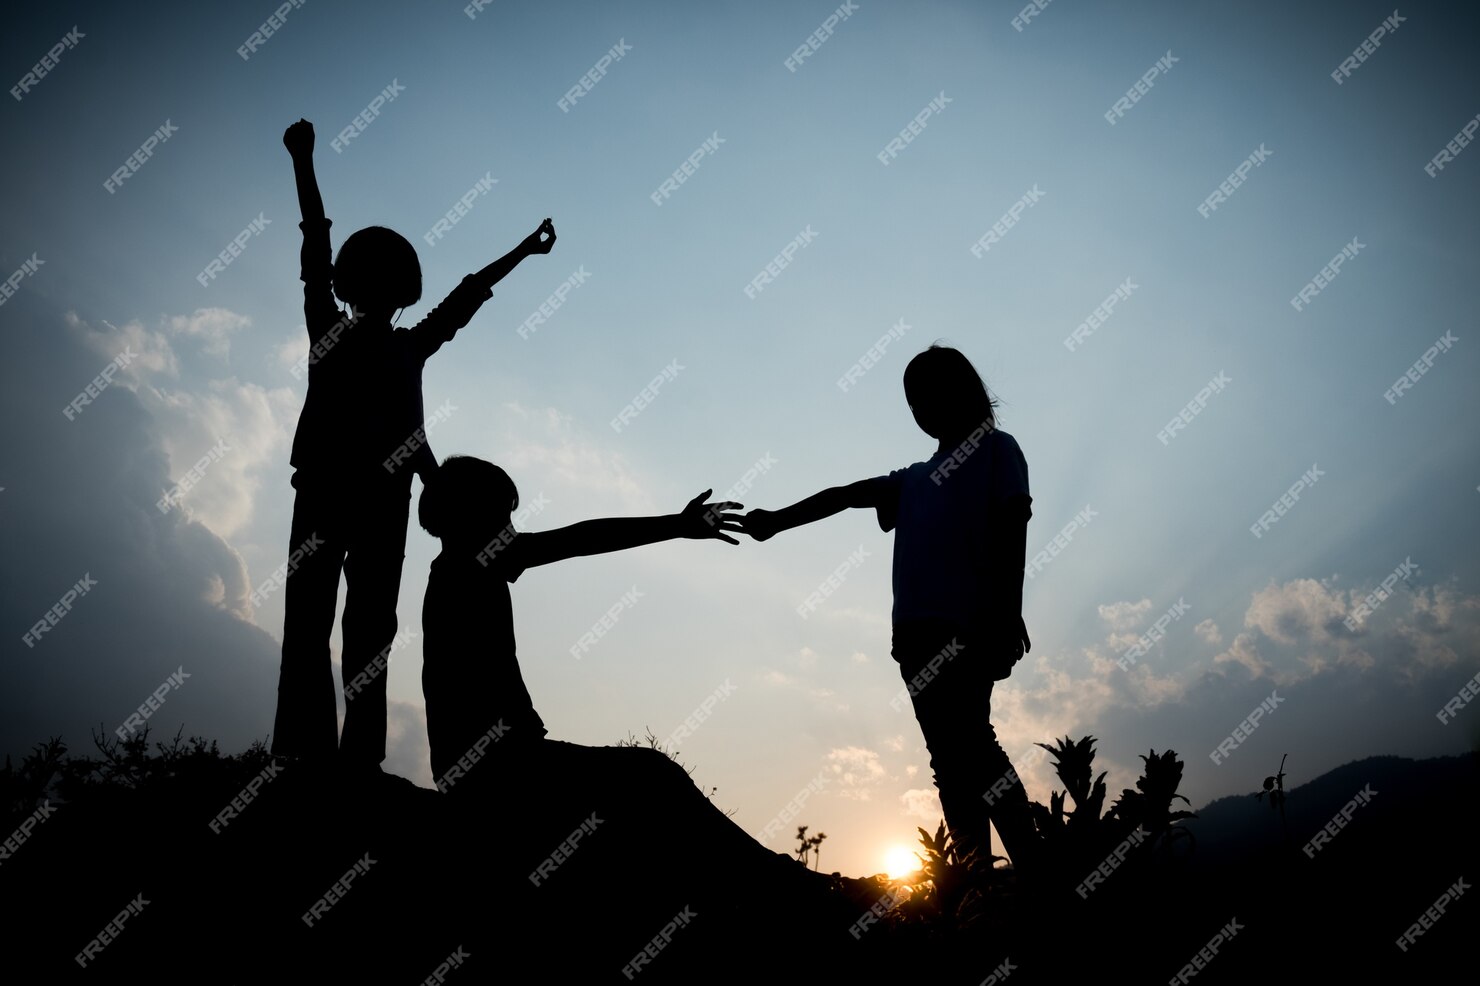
left=422, top=534, right=548, bottom=782
left=870, top=427, right=1031, bottom=626
left=291, top=217, right=492, bottom=486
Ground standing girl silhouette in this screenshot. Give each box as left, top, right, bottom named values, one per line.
left=743, top=345, right=1037, bottom=873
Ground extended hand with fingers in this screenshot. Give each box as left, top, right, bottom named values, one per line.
left=679, top=490, right=744, bottom=545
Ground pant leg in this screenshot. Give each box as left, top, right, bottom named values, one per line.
left=271, top=482, right=347, bottom=758
left=895, top=621, right=1039, bottom=871
left=337, top=487, right=411, bottom=765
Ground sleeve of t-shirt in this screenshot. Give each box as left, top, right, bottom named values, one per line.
left=870, top=469, right=906, bottom=532
left=300, top=217, right=344, bottom=343
left=409, top=274, right=494, bottom=360
left=490, top=530, right=530, bottom=584
left=989, top=431, right=1032, bottom=520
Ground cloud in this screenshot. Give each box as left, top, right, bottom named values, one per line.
left=900, top=787, right=942, bottom=821
left=165, top=308, right=251, bottom=359
left=1, top=297, right=280, bottom=761
left=1210, top=576, right=1479, bottom=686
left=68, top=311, right=177, bottom=378
left=757, top=665, right=852, bottom=714
left=979, top=572, right=1480, bottom=810
left=271, top=330, right=310, bottom=376
left=988, top=655, right=1125, bottom=797
left=384, top=699, right=432, bottom=788
left=497, top=401, right=655, bottom=513
left=824, top=746, right=887, bottom=800
left=1098, top=597, right=1154, bottom=652
left=1244, top=577, right=1348, bottom=646
left=140, top=376, right=297, bottom=538
left=985, top=573, right=1480, bottom=813
left=67, top=310, right=297, bottom=538
left=1212, top=632, right=1270, bottom=679
left=1098, top=598, right=1153, bottom=632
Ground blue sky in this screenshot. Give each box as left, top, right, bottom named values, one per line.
left=3, top=0, right=1478, bottom=876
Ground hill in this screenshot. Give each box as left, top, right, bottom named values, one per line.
left=2, top=733, right=1474, bottom=982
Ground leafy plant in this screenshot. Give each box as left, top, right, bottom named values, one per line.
left=794, top=825, right=827, bottom=870
left=1036, top=735, right=1109, bottom=829
left=1255, top=753, right=1290, bottom=845
left=0, top=725, right=274, bottom=833
left=1026, top=735, right=1197, bottom=892
left=898, top=820, right=1002, bottom=924
left=1106, top=749, right=1198, bottom=854
left=1029, top=735, right=1110, bottom=871
left=0, top=735, right=70, bottom=820
left=1255, top=753, right=1288, bottom=810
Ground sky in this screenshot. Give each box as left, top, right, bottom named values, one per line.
left=3, top=0, right=1478, bottom=878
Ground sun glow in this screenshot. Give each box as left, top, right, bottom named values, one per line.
left=883, top=845, right=919, bottom=880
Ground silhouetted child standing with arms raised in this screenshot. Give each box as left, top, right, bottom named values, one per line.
left=272, top=119, right=555, bottom=767
left=743, top=345, right=1038, bottom=874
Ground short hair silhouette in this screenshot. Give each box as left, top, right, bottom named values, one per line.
left=419, top=455, right=519, bottom=540
left=902, top=344, right=999, bottom=440
left=333, top=226, right=422, bottom=311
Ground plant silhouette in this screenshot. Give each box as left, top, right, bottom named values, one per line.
left=1255, top=752, right=1291, bottom=846
left=1025, top=735, right=1197, bottom=893
left=795, top=825, right=828, bottom=870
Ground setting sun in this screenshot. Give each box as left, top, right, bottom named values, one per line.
left=883, top=845, right=920, bottom=880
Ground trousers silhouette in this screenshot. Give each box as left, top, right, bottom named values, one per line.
left=893, top=620, right=1039, bottom=871
left=271, top=475, right=410, bottom=762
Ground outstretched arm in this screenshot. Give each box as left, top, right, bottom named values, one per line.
left=469, top=218, right=556, bottom=293
left=741, top=480, right=879, bottom=541
left=284, top=119, right=324, bottom=223
left=410, top=218, right=556, bottom=358
left=516, top=490, right=741, bottom=570
left=283, top=119, right=339, bottom=339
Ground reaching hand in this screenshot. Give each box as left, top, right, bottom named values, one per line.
left=679, top=490, right=743, bottom=545
left=522, top=218, right=556, bottom=255
left=283, top=119, right=314, bottom=157
left=739, top=508, right=780, bottom=542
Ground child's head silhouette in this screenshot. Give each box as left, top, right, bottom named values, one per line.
left=333, top=226, right=422, bottom=316
left=903, top=344, right=998, bottom=444
left=419, top=455, right=519, bottom=544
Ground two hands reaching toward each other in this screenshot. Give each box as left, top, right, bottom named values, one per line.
left=677, top=496, right=789, bottom=546
left=679, top=491, right=744, bottom=545
left=676, top=502, right=784, bottom=545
